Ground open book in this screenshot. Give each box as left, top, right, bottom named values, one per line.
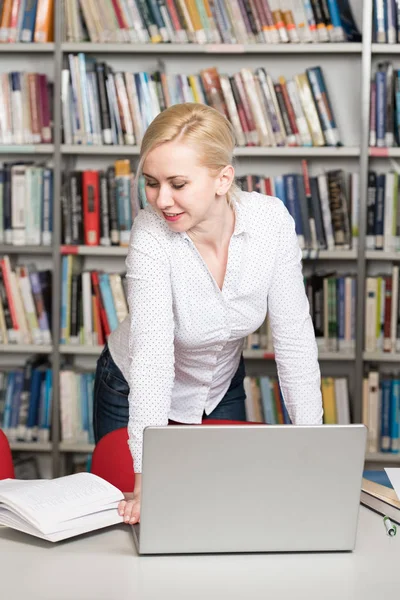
left=0, top=472, right=124, bottom=542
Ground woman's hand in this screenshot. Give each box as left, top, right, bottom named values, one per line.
left=119, top=474, right=142, bottom=524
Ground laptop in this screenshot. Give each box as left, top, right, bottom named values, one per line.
left=131, top=424, right=367, bottom=555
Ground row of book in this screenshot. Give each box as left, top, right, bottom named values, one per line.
left=0, top=72, right=53, bottom=145
left=0, top=163, right=53, bottom=246
left=0, top=359, right=52, bottom=444
left=2, top=367, right=352, bottom=448
left=65, top=0, right=360, bottom=44
left=370, top=61, right=400, bottom=148
left=363, top=370, right=400, bottom=454
left=63, top=55, right=341, bottom=147
left=240, top=167, right=358, bottom=252
left=246, top=273, right=356, bottom=354
left=244, top=374, right=351, bottom=425
left=62, top=161, right=139, bottom=247
left=60, top=369, right=94, bottom=445
left=0, top=0, right=53, bottom=43
left=367, top=171, right=400, bottom=252
left=373, top=0, right=400, bottom=44
left=365, top=266, right=400, bottom=353
left=0, top=257, right=52, bottom=346
left=60, top=260, right=128, bottom=346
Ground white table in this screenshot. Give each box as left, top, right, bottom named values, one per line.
left=0, top=506, right=398, bottom=600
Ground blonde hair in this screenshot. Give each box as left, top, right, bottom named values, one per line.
left=136, top=103, right=240, bottom=206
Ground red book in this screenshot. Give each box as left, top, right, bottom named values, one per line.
left=91, top=271, right=110, bottom=339
left=82, top=171, right=100, bottom=246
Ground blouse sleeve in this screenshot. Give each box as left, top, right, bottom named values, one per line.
left=125, top=223, right=175, bottom=473
left=267, top=205, right=323, bottom=425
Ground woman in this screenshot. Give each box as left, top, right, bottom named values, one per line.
left=93, top=102, right=323, bottom=525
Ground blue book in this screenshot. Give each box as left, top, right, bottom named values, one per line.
left=21, top=0, right=38, bottom=43
left=2, top=373, right=15, bottom=431
left=337, top=277, right=345, bottom=349
left=374, top=174, right=386, bottom=249
left=375, top=69, right=387, bottom=147
left=381, top=379, right=392, bottom=452
left=283, top=174, right=305, bottom=249
left=99, top=273, right=119, bottom=332
left=363, top=470, right=393, bottom=488
left=259, top=377, right=275, bottom=425
left=274, top=176, right=285, bottom=207
left=41, top=168, right=53, bottom=246
left=390, top=379, right=400, bottom=453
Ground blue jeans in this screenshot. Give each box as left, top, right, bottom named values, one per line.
left=93, top=344, right=247, bottom=444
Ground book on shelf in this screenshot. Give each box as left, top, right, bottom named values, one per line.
left=60, top=368, right=95, bottom=445
left=243, top=374, right=351, bottom=425
left=0, top=72, right=53, bottom=145
left=61, top=161, right=139, bottom=247
left=63, top=0, right=361, bottom=44
left=0, top=0, right=54, bottom=43
left=60, top=259, right=128, bottom=346
left=0, top=256, right=52, bottom=345
left=0, top=472, right=124, bottom=542
left=0, top=358, right=52, bottom=444
left=373, top=0, right=400, bottom=44
left=240, top=164, right=359, bottom=252
left=364, top=266, right=400, bottom=354
left=365, top=170, right=400, bottom=253
left=369, top=61, right=400, bottom=148
left=363, top=370, right=400, bottom=455
left=62, top=54, right=343, bottom=149
left=247, top=269, right=356, bottom=355
left=60, top=162, right=358, bottom=252
left=0, top=162, right=53, bottom=246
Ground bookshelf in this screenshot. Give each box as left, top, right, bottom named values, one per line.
left=3, top=0, right=400, bottom=474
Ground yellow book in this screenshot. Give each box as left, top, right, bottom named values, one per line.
left=114, top=159, right=131, bottom=177
left=321, top=377, right=337, bottom=424
left=294, top=73, right=325, bottom=147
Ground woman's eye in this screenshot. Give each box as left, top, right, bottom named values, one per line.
left=172, top=183, right=185, bottom=190
left=145, top=182, right=158, bottom=188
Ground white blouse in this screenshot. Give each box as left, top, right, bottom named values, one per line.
left=108, top=191, right=323, bottom=472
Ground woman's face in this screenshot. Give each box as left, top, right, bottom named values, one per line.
left=142, top=141, right=226, bottom=232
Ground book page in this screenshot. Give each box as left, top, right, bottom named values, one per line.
left=0, top=473, right=124, bottom=530
left=385, top=469, right=400, bottom=502
left=0, top=505, right=124, bottom=542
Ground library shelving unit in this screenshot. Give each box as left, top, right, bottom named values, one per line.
left=2, top=0, right=399, bottom=474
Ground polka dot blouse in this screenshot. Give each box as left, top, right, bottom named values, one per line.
left=108, top=191, right=323, bottom=472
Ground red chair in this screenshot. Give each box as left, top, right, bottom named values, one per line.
left=91, top=419, right=260, bottom=492
left=0, top=430, right=15, bottom=479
